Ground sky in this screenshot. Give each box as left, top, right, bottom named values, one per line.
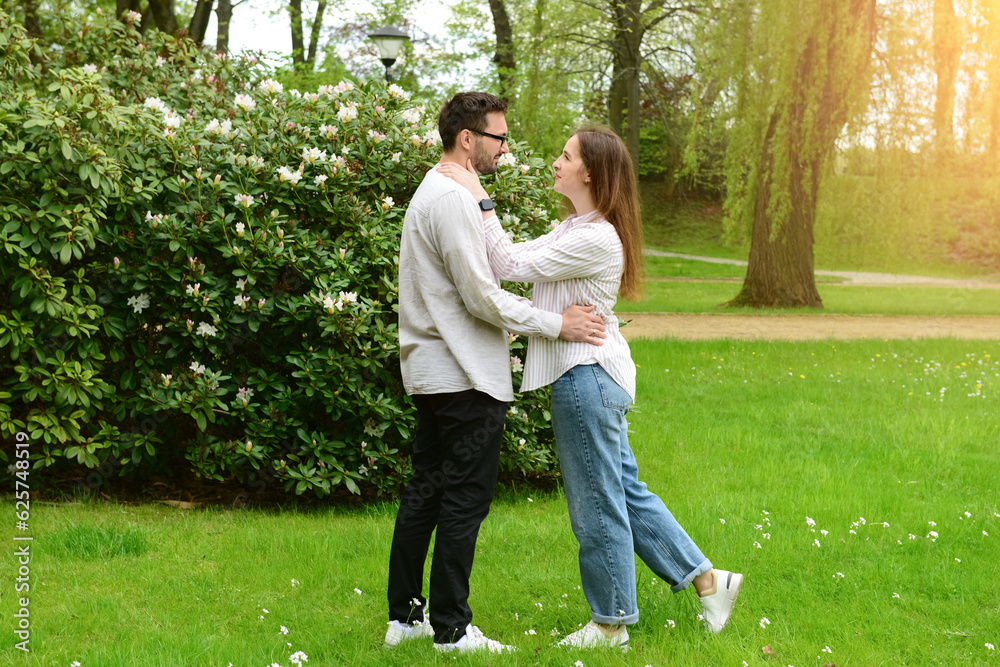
left=204, top=0, right=456, bottom=66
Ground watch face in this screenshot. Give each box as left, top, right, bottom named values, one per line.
left=479, top=199, right=494, bottom=211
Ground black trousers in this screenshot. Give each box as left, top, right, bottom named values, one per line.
left=387, top=389, right=507, bottom=644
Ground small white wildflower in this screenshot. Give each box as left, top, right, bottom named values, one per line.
left=759, top=617, right=770, bottom=628
left=497, top=153, right=517, bottom=168
left=806, top=516, right=816, bottom=527
left=280, top=625, right=288, bottom=635
left=719, top=518, right=726, bottom=524
left=665, top=619, right=675, bottom=627
left=354, top=588, right=362, bottom=595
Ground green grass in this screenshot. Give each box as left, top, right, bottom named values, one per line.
left=618, top=277, right=1000, bottom=315
left=4, top=339, right=999, bottom=665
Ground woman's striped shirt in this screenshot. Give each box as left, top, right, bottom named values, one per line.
left=482, top=209, right=636, bottom=400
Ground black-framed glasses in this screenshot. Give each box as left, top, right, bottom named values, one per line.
left=470, top=128, right=509, bottom=146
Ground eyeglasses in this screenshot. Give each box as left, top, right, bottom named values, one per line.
left=470, top=128, right=509, bottom=146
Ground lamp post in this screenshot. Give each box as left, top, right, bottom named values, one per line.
left=368, top=25, right=410, bottom=82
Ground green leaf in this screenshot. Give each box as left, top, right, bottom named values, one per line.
left=61, top=140, right=72, bottom=161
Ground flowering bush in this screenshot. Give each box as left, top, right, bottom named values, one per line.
left=0, top=10, right=562, bottom=497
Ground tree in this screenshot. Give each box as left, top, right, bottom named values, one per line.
left=289, top=0, right=328, bottom=70
left=721, top=0, right=878, bottom=308
left=933, top=0, right=961, bottom=157
left=487, top=0, right=515, bottom=104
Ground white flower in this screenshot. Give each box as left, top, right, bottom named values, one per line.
left=234, top=194, right=254, bottom=209
left=189, top=361, right=207, bottom=375
left=155, top=56, right=166, bottom=66
left=806, top=516, right=816, bottom=527
left=302, top=147, right=327, bottom=163
left=235, top=222, right=245, bottom=237
left=318, top=123, right=338, bottom=139
left=276, top=166, right=303, bottom=185
left=323, top=296, right=336, bottom=311
left=354, top=588, right=362, bottom=595
left=143, top=97, right=166, bottom=112
left=391, top=152, right=402, bottom=163
left=759, top=617, right=770, bottom=628
left=496, top=153, right=517, bottom=168
left=665, top=619, right=675, bottom=627
left=258, top=78, right=284, bottom=95
left=387, top=83, right=409, bottom=99
left=236, top=278, right=247, bottom=291
left=511, top=356, right=523, bottom=373
left=314, top=174, right=328, bottom=186
left=234, top=93, right=257, bottom=111
left=339, top=291, right=358, bottom=304
left=382, top=196, right=394, bottom=211
left=337, top=103, right=358, bottom=123
left=892, top=592, right=900, bottom=598
left=986, top=642, right=995, bottom=650
left=162, top=112, right=182, bottom=129
left=247, top=155, right=265, bottom=169
left=82, top=63, right=98, bottom=74
left=334, top=81, right=354, bottom=93
left=206, top=118, right=233, bottom=136
left=127, top=293, right=150, bottom=313
left=195, top=322, right=217, bottom=337
left=400, top=107, right=423, bottom=124
left=574, top=661, right=583, bottom=667
left=289, top=651, right=309, bottom=665
left=423, top=129, right=441, bottom=146
left=719, top=518, right=726, bottom=524
left=280, top=625, right=289, bottom=635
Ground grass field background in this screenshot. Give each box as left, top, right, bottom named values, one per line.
left=4, top=339, right=999, bottom=666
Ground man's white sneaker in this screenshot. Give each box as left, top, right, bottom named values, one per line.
left=383, top=619, right=433, bottom=648
left=699, top=569, right=743, bottom=633
left=433, top=624, right=515, bottom=653
left=557, top=621, right=629, bottom=651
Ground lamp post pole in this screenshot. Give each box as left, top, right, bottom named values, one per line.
left=367, top=26, right=411, bottom=82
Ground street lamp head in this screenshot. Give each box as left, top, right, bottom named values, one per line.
left=368, top=25, right=411, bottom=72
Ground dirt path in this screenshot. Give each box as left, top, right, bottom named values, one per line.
left=625, top=251, right=1000, bottom=340
left=617, top=313, right=1000, bottom=341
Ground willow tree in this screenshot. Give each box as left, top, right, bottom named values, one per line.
left=721, top=0, right=877, bottom=308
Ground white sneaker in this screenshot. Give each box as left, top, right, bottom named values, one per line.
left=433, top=624, right=515, bottom=653
left=699, top=569, right=743, bottom=633
left=383, top=619, right=433, bottom=648
left=557, top=621, right=629, bottom=651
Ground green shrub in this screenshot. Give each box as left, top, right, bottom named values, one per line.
left=0, top=10, right=562, bottom=498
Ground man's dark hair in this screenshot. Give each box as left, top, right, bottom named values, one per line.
left=438, top=92, right=508, bottom=151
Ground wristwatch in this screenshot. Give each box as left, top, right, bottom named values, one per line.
left=478, top=198, right=495, bottom=211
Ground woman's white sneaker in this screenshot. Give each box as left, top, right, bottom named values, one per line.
left=383, top=619, right=433, bottom=648
left=557, top=621, right=629, bottom=650
left=433, top=624, right=515, bottom=653
left=698, top=569, right=743, bottom=633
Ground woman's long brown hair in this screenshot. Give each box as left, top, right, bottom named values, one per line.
left=574, top=126, right=646, bottom=301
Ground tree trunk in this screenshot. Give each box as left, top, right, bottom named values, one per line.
left=289, top=0, right=305, bottom=67
left=216, top=0, right=231, bottom=53
left=727, top=0, right=877, bottom=309
left=488, top=0, right=516, bottom=106
left=608, top=0, right=642, bottom=174
left=732, top=113, right=823, bottom=308
left=306, top=0, right=327, bottom=69
left=933, top=0, right=960, bottom=157
left=147, top=0, right=178, bottom=35
left=188, top=0, right=214, bottom=44
left=116, top=0, right=138, bottom=19
left=21, top=0, right=42, bottom=39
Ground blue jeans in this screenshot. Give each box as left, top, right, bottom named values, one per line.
left=551, top=364, right=712, bottom=625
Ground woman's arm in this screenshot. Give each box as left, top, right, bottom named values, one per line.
left=438, top=160, right=613, bottom=283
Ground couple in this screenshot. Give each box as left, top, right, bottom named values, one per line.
left=385, top=92, right=742, bottom=653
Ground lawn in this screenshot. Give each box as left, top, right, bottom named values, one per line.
left=3, top=339, right=999, bottom=666
left=619, top=256, right=1000, bottom=315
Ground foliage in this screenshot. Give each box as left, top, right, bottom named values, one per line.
left=0, top=8, right=562, bottom=498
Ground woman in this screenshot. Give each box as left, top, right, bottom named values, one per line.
left=438, top=125, right=742, bottom=649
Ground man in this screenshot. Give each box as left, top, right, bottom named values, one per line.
left=385, top=92, right=608, bottom=653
